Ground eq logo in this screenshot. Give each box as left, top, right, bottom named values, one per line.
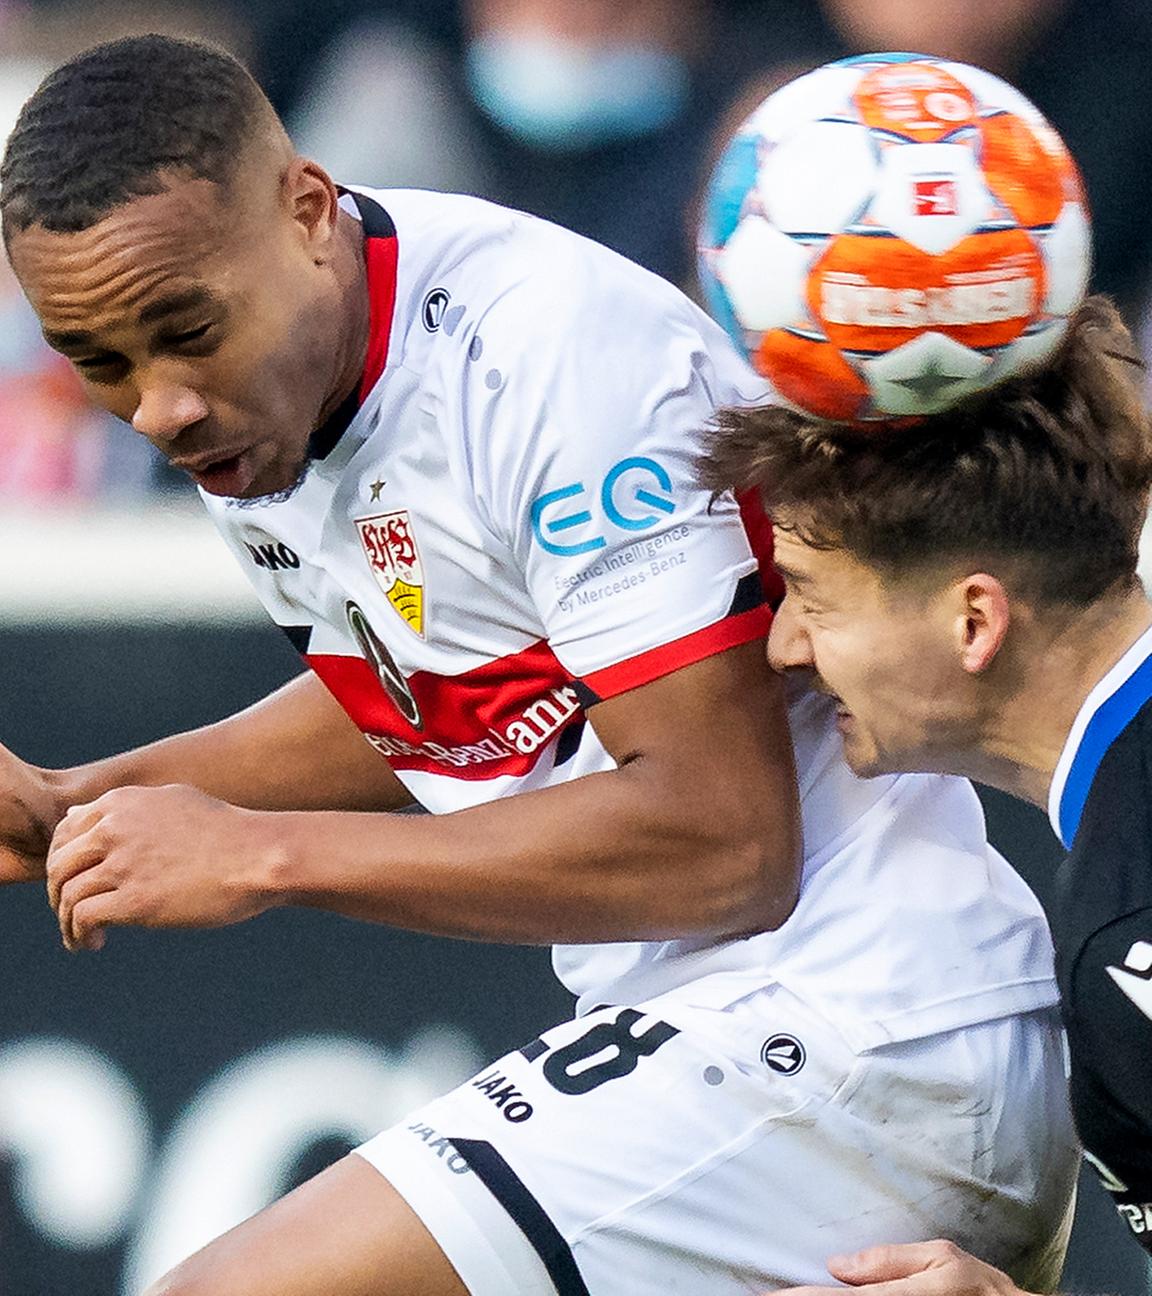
left=530, top=457, right=677, bottom=557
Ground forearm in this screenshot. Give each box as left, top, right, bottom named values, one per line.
left=261, top=753, right=793, bottom=944
left=47, top=672, right=411, bottom=814
left=45, top=644, right=801, bottom=949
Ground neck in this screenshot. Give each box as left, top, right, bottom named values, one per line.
left=314, top=207, right=371, bottom=428
left=952, top=587, right=1152, bottom=808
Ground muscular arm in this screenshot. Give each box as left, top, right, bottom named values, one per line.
left=55, top=670, right=413, bottom=813
left=0, top=671, right=411, bottom=882
left=50, top=641, right=802, bottom=949
left=267, top=641, right=799, bottom=942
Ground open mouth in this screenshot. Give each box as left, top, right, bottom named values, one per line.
left=180, top=450, right=257, bottom=497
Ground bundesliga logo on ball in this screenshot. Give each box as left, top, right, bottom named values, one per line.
left=698, top=53, right=1092, bottom=423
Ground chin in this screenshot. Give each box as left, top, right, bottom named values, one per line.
left=839, top=734, right=891, bottom=781
left=237, top=458, right=311, bottom=505
left=844, top=752, right=886, bottom=780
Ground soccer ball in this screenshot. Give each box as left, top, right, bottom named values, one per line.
left=698, top=53, right=1091, bottom=423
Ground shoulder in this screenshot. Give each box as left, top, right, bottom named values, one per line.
left=1054, top=702, right=1152, bottom=951
left=357, top=189, right=772, bottom=525
left=1062, top=904, right=1152, bottom=1201
left=1053, top=706, right=1152, bottom=1062
left=1060, top=901, right=1152, bottom=1117
left=374, top=187, right=757, bottom=392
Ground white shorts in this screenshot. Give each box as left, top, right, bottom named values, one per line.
left=356, top=985, right=1077, bottom=1295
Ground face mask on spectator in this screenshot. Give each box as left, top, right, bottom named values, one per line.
left=466, top=32, right=689, bottom=149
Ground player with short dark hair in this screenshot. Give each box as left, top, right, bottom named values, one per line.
left=703, top=296, right=1152, bottom=1294
left=1, top=34, right=269, bottom=236
left=0, top=36, right=1076, bottom=1295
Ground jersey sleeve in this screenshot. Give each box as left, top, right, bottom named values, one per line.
left=458, top=253, right=772, bottom=704
left=1067, top=908, right=1152, bottom=1251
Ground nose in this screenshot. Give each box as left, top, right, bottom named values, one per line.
left=767, top=596, right=814, bottom=674
left=132, top=381, right=210, bottom=443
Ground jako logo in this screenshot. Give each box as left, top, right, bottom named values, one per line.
left=761, top=1034, right=805, bottom=1075
left=422, top=287, right=451, bottom=331
left=244, top=540, right=300, bottom=572
left=530, top=457, right=676, bottom=557
left=471, top=1070, right=534, bottom=1122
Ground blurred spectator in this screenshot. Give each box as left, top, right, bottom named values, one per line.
left=0, top=247, right=102, bottom=498
left=464, top=0, right=726, bottom=284
left=251, top=0, right=460, bottom=118
left=821, top=0, right=1063, bottom=74
left=289, top=17, right=491, bottom=196
left=463, top=0, right=703, bottom=152
left=286, top=0, right=736, bottom=285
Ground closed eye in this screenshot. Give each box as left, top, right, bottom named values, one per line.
left=164, top=322, right=214, bottom=346
left=74, top=352, right=123, bottom=372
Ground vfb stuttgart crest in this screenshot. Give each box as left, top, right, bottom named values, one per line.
left=356, top=510, right=425, bottom=637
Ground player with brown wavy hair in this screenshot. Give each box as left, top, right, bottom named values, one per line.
left=703, top=295, right=1152, bottom=1290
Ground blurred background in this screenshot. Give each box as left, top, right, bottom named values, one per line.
left=2, top=0, right=1152, bottom=1291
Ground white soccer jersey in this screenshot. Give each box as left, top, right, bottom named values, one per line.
left=201, top=187, right=1057, bottom=1038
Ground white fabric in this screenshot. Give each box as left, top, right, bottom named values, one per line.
left=557, top=686, right=1059, bottom=1045
left=358, top=985, right=1077, bottom=1294
left=200, top=189, right=1057, bottom=1035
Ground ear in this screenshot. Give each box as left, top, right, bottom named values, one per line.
left=281, top=158, right=340, bottom=262
left=952, top=573, right=1010, bottom=674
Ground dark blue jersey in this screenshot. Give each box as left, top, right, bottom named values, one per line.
left=1049, top=625, right=1152, bottom=1251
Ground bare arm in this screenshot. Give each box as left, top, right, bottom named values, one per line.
left=49, top=641, right=802, bottom=949
left=54, top=670, right=413, bottom=812
left=267, top=641, right=800, bottom=942
left=0, top=671, right=411, bottom=882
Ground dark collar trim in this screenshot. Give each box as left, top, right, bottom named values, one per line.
left=307, top=187, right=399, bottom=461
left=1057, top=648, right=1152, bottom=847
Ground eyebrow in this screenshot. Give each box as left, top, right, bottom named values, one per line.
left=42, top=327, right=96, bottom=349
left=42, top=286, right=224, bottom=351
left=772, top=561, right=810, bottom=588
left=137, top=286, right=221, bottom=326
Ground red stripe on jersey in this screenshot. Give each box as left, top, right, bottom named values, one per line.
left=737, top=490, right=786, bottom=608
left=359, top=233, right=399, bottom=401
left=580, top=603, right=772, bottom=701
left=307, top=639, right=583, bottom=781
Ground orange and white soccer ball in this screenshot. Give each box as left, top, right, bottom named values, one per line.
left=698, top=53, right=1091, bottom=423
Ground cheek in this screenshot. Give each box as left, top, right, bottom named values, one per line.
left=76, top=374, right=138, bottom=424
left=258, top=299, right=324, bottom=392
left=207, top=325, right=298, bottom=416
left=814, top=630, right=894, bottom=700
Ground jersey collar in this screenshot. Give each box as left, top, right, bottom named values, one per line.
left=1048, top=620, right=1152, bottom=847
left=307, top=187, right=399, bottom=461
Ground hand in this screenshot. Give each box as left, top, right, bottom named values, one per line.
left=777, top=1241, right=1037, bottom=1296
left=0, top=743, right=66, bottom=883
left=46, top=785, right=282, bottom=952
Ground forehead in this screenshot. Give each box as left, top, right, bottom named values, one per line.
left=772, top=525, right=835, bottom=577
left=6, top=178, right=249, bottom=330
left=772, top=523, right=878, bottom=595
